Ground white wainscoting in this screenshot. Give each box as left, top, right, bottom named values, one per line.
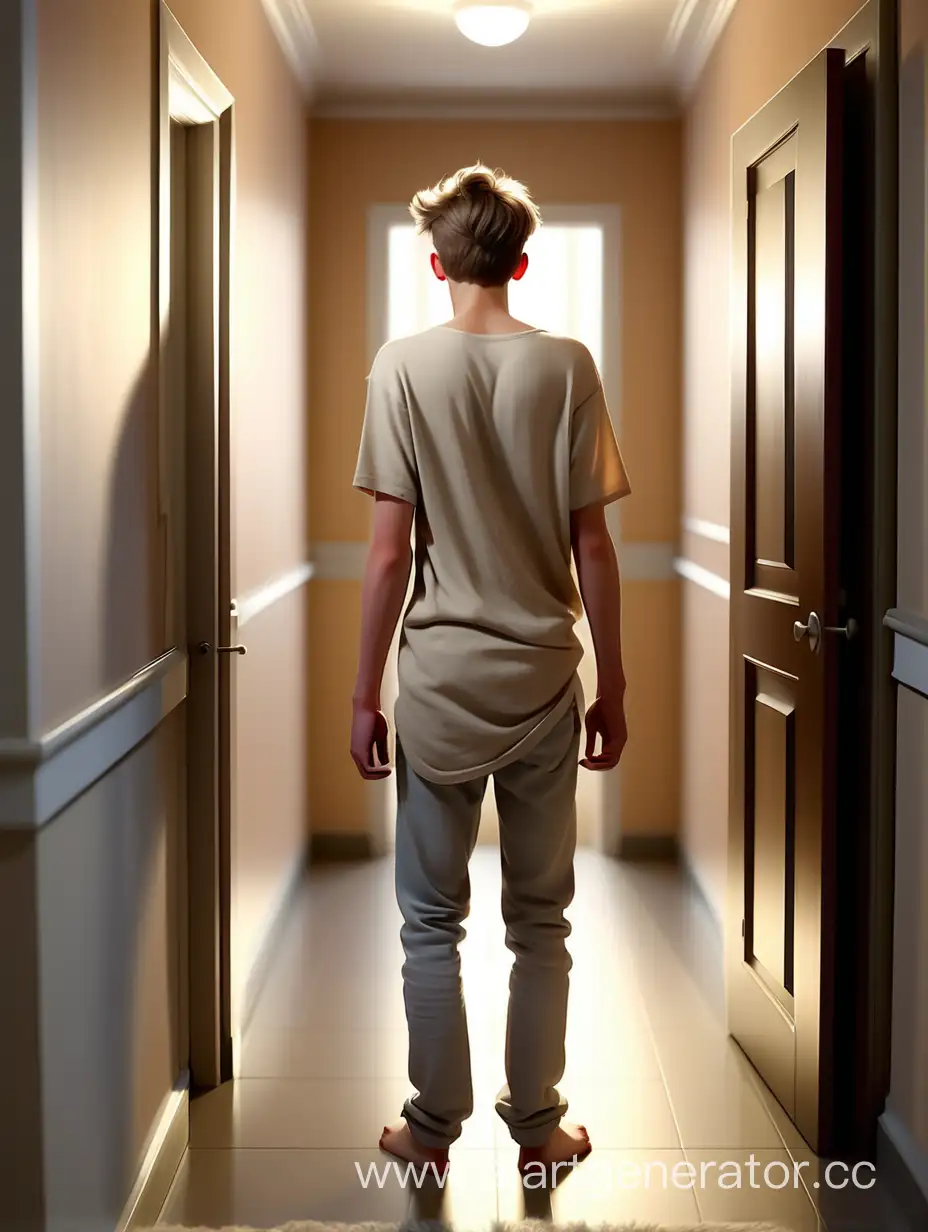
left=886, top=608, right=928, bottom=698
left=0, top=561, right=315, bottom=829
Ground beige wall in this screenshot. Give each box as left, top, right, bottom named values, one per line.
left=37, top=0, right=161, bottom=732
left=680, top=0, right=866, bottom=915
left=5, top=0, right=312, bottom=1224
left=231, top=584, right=309, bottom=1023
left=886, top=0, right=928, bottom=1185
left=34, top=0, right=310, bottom=1009
left=168, top=0, right=311, bottom=600
left=308, top=118, right=682, bottom=842
left=36, top=0, right=310, bottom=733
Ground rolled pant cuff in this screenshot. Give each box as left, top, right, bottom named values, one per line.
left=402, top=1103, right=458, bottom=1150
left=504, top=1115, right=564, bottom=1148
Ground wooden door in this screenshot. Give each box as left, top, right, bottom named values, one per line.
left=728, top=48, right=846, bottom=1155
left=183, top=118, right=226, bottom=1090
left=161, top=3, right=236, bottom=1091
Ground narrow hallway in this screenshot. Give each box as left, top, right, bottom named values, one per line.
left=159, top=852, right=906, bottom=1230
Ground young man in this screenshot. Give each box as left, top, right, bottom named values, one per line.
left=350, top=165, right=630, bottom=1176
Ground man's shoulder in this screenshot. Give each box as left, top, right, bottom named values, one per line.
left=370, top=327, right=596, bottom=383
left=532, top=332, right=594, bottom=363
left=371, top=327, right=443, bottom=372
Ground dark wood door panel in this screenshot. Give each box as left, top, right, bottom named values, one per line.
left=744, top=660, right=798, bottom=1007
left=741, top=594, right=804, bottom=670
left=750, top=135, right=798, bottom=584
left=728, top=956, right=797, bottom=1118
left=729, top=46, right=845, bottom=1154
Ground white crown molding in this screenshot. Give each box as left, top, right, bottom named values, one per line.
left=260, top=0, right=733, bottom=115
left=258, top=0, right=320, bottom=99
left=665, top=0, right=739, bottom=99
left=313, top=96, right=678, bottom=122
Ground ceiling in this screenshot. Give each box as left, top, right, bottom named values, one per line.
left=261, top=0, right=738, bottom=113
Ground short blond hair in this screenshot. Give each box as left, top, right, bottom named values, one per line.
left=409, top=163, right=541, bottom=287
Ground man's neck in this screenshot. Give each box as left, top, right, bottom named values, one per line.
left=448, top=281, right=530, bottom=335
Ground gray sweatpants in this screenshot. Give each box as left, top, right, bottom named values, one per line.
left=394, top=702, right=581, bottom=1149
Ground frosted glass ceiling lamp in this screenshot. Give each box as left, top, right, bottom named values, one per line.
left=454, top=0, right=533, bottom=47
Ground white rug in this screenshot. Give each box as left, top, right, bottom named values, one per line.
left=153, top=1221, right=794, bottom=1231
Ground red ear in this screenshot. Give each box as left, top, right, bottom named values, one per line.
left=512, top=252, right=529, bottom=282
left=430, top=252, right=447, bottom=282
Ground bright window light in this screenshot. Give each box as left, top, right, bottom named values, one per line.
left=387, top=221, right=605, bottom=373
left=511, top=224, right=604, bottom=370
left=387, top=225, right=448, bottom=342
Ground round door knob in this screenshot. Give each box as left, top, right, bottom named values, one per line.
left=793, top=611, right=822, bottom=652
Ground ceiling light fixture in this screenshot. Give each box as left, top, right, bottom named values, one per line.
left=453, top=0, right=533, bottom=47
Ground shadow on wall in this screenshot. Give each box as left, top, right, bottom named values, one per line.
left=111, top=349, right=182, bottom=1212
left=38, top=352, right=182, bottom=1226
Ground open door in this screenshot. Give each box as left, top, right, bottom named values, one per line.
left=727, top=48, right=846, bottom=1155
left=160, top=3, right=237, bottom=1091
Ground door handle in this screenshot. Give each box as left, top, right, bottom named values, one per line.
left=793, top=611, right=822, bottom=652
left=824, top=618, right=858, bottom=641
left=197, top=641, right=247, bottom=656
left=792, top=612, right=857, bottom=654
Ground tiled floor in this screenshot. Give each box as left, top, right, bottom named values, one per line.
left=159, top=850, right=913, bottom=1230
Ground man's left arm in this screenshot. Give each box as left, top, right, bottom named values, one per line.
left=350, top=493, right=415, bottom=779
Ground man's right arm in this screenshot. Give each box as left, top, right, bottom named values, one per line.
left=570, top=502, right=628, bottom=770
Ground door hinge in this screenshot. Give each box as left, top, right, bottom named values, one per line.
left=741, top=918, right=745, bottom=938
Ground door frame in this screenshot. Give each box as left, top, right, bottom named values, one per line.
left=826, top=0, right=899, bottom=1155
left=158, top=2, right=236, bottom=1090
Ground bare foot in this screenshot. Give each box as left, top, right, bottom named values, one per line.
left=518, top=1122, right=592, bottom=1179
left=379, top=1120, right=450, bottom=1171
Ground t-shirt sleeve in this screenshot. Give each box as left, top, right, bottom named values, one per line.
left=352, top=349, right=419, bottom=504
left=569, top=375, right=631, bottom=511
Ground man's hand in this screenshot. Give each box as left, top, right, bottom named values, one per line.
left=351, top=702, right=392, bottom=780
left=351, top=493, right=413, bottom=781
left=571, top=502, right=628, bottom=773
left=581, top=691, right=627, bottom=771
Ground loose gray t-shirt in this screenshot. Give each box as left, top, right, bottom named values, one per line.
left=353, top=324, right=630, bottom=784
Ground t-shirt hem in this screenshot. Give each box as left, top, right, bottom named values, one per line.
left=353, top=473, right=418, bottom=504
left=569, top=482, right=632, bottom=512
left=398, top=678, right=582, bottom=785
